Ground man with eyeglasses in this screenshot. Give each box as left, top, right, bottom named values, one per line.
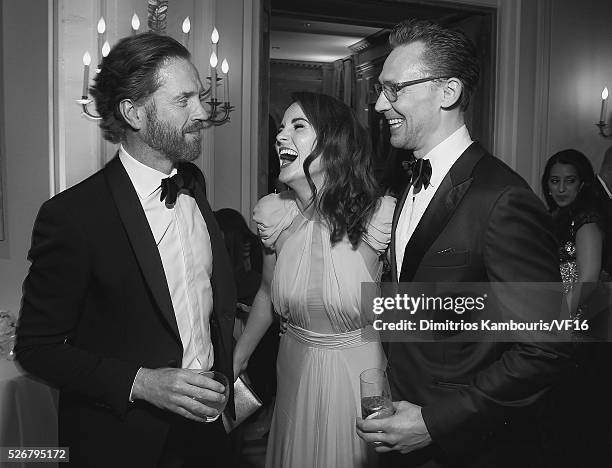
left=357, top=19, right=572, bottom=468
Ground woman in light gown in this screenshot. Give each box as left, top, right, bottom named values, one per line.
left=233, top=92, right=395, bottom=468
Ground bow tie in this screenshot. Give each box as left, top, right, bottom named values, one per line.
left=160, top=166, right=196, bottom=206
left=401, top=158, right=432, bottom=195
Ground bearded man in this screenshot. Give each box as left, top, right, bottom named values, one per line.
left=16, top=33, right=236, bottom=468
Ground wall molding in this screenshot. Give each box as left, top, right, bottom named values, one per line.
left=531, top=0, right=551, bottom=192
left=195, top=0, right=216, bottom=205
left=49, top=1, right=57, bottom=198
left=241, top=0, right=257, bottom=219
left=271, top=59, right=326, bottom=69
left=493, top=0, right=521, bottom=168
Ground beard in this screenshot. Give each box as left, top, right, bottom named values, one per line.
left=143, top=103, right=202, bottom=163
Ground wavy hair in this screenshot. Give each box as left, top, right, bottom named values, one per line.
left=541, top=149, right=597, bottom=212
left=90, top=32, right=190, bottom=143
left=290, top=92, right=381, bottom=247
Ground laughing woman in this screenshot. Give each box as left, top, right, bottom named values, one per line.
left=233, top=92, right=395, bottom=468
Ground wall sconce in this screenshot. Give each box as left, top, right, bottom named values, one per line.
left=76, top=9, right=234, bottom=126
left=596, top=87, right=611, bottom=138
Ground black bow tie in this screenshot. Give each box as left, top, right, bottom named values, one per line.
left=160, top=166, right=196, bottom=206
left=401, top=158, right=432, bottom=195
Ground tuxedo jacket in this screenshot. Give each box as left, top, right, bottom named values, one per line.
left=16, top=156, right=236, bottom=467
left=386, top=143, right=572, bottom=467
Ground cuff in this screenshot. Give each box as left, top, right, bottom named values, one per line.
left=129, top=367, right=143, bottom=403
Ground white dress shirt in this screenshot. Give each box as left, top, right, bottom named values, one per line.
left=119, top=146, right=214, bottom=371
left=395, top=125, right=473, bottom=278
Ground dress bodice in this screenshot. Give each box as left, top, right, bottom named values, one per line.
left=254, top=192, right=395, bottom=333
left=554, top=207, right=603, bottom=289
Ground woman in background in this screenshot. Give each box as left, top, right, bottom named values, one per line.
left=214, top=208, right=263, bottom=309
left=233, top=92, right=395, bottom=467
left=540, top=149, right=611, bottom=468
left=541, top=149, right=604, bottom=311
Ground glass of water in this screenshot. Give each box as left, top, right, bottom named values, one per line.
left=360, top=368, right=395, bottom=419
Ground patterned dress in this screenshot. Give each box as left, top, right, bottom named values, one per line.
left=554, top=208, right=604, bottom=292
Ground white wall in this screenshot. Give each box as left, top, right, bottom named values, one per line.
left=546, top=0, right=612, bottom=170
left=212, top=0, right=260, bottom=218
left=0, top=0, right=52, bottom=315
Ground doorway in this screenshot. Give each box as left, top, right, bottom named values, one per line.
left=260, top=0, right=496, bottom=196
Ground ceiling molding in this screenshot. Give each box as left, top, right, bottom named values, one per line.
left=270, top=59, right=330, bottom=69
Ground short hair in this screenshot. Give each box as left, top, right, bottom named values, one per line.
left=389, top=19, right=480, bottom=111
left=290, top=92, right=380, bottom=247
left=90, top=32, right=190, bottom=143
left=541, top=149, right=596, bottom=211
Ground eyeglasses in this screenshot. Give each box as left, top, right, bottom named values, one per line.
left=374, top=77, right=447, bottom=102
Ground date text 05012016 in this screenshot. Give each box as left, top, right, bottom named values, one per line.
left=0, top=447, right=69, bottom=463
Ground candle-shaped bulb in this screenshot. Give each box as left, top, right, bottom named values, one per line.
left=600, top=87, right=609, bottom=123
left=211, top=28, right=219, bottom=44
left=102, top=41, right=111, bottom=57
left=97, top=17, right=106, bottom=34
left=131, top=13, right=140, bottom=32
left=221, top=59, right=230, bottom=103
left=210, top=51, right=218, bottom=68
left=82, top=52, right=91, bottom=98
left=182, top=17, right=191, bottom=34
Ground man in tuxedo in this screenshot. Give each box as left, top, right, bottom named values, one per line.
left=16, top=33, right=236, bottom=467
left=357, top=20, right=571, bottom=467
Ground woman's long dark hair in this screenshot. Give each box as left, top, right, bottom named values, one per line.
left=291, top=92, right=380, bottom=247
left=541, top=149, right=597, bottom=212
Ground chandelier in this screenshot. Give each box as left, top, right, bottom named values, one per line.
left=77, top=3, right=234, bottom=126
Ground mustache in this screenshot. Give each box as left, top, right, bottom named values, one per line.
left=183, top=123, right=204, bottom=133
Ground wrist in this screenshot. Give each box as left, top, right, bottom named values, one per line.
left=234, top=343, right=250, bottom=366
left=131, top=367, right=152, bottom=402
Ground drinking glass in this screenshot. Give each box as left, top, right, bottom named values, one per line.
left=360, top=368, right=395, bottom=419
left=195, top=370, right=230, bottom=422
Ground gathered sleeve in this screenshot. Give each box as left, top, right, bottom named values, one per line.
left=362, top=195, right=396, bottom=255
left=253, top=192, right=300, bottom=251
left=574, top=208, right=604, bottom=233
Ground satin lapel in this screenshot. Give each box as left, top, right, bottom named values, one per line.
left=390, top=184, right=412, bottom=283
left=104, top=156, right=181, bottom=342
left=399, top=143, right=485, bottom=282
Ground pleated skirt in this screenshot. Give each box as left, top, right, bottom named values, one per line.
left=265, top=324, right=385, bottom=468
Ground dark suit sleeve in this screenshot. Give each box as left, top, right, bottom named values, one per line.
left=16, top=198, right=140, bottom=417
left=421, top=185, right=573, bottom=455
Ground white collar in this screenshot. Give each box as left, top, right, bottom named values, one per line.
left=119, top=145, right=177, bottom=199
left=421, top=125, right=473, bottom=187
